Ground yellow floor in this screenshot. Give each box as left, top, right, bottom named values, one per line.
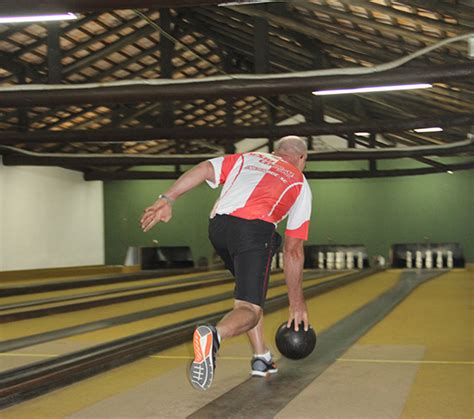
left=355, top=270, right=473, bottom=419
left=2, top=270, right=399, bottom=418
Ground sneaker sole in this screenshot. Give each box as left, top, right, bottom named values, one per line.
left=190, top=325, right=214, bottom=391
left=251, top=369, right=278, bottom=377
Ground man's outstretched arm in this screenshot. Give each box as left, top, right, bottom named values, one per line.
left=140, top=161, right=215, bottom=232
left=283, top=235, right=309, bottom=331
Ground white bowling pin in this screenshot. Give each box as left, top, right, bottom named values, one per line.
left=406, top=251, right=412, bottom=268
left=318, top=252, right=325, bottom=269
left=447, top=250, right=453, bottom=268
left=425, top=250, right=433, bottom=269
left=327, top=252, right=335, bottom=270
left=436, top=251, right=443, bottom=268
left=346, top=252, right=354, bottom=269
left=415, top=251, right=423, bottom=269
left=357, top=252, right=363, bottom=269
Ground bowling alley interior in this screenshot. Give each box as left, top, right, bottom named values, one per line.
left=0, top=1, right=473, bottom=418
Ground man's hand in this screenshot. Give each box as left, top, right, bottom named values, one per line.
left=140, top=199, right=172, bottom=232
left=288, top=300, right=309, bottom=332
left=284, top=235, right=310, bottom=332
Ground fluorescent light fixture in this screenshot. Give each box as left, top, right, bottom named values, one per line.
left=413, top=127, right=443, bottom=133
left=354, top=132, right=370, bottom=137
left=447, top=170, right=454, bottom=175
left=0, top=13, right=77, bottom=24
left=312, top=83, right=432, bottom=96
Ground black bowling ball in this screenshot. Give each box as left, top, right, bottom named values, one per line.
left=275, top=321, right=317, bottom=360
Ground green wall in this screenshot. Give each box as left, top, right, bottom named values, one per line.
left=104, top=167, right=474, bottom=265
left=104, top=179, right=220, bottom=266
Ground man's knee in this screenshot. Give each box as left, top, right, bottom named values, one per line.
left=234, top=299, right=263, bottom=325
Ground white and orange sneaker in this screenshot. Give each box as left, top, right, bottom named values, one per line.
left=190, top=325, right=220, bottom=390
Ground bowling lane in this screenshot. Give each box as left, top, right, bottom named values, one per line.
left=1, top=271, right=345, bottom=364
left=1, top=275, right=243, bottom=341
left=1, top=270, right=401, bottom=418
left=0, top=270, right=229, bottom=306
left=0, top=266, right=126, bottom=285
left=0, top=273, right=232, bottom=317
left=275, top=270, right=472, bottom=419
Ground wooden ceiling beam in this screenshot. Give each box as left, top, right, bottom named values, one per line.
left=229, top=6, right=400, bottom=60
left=1, top=114, right=472, bottom=144
left=1, top=63, right=472, bottom=107
left=334, top=0, right=470, bottom=33
left=2, top=140, right=472, bottom=169
left=82, top=160, right=474, bottom=181
left=0, top=1, right=224, bottom=15
left=391, top=0, right=474, bottom=29
left=291, top=1, right=466, bottom=54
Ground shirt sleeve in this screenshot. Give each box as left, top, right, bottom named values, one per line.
left=285, top=178, right=312, bottom=240
left=206, top=154, right=242, bottom=189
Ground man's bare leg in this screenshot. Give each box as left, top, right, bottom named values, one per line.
left=216, top=299, right=261, bottom=340
left=246, top=312, right=267, bottom=354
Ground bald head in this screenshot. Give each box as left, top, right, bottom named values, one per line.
left=273, top=136, right=308, bottom=171
left=274, top=136, right=307, bottom=156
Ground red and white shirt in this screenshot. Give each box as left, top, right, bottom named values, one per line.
left=206, top=152, right=312, bottom=240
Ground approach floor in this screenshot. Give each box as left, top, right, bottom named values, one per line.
left=1, top=269, right=472, bottom=418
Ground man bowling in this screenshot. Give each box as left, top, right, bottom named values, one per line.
left=140, top=135, right=312, bottom=390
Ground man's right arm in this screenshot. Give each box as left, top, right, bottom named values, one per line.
left=283, top=235, right=309, bottom=331
left=140, top=161, right=215, bottom=232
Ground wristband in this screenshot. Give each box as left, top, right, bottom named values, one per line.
left=158, top=194, right=175, bottom=205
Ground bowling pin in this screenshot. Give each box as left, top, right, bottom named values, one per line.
left=447, top=250, right=453, bottom=268
left=357, top=252, right=363, bottom=269
left=318, top=252, right=325, bottom=269
left=327, top=252, right=335, bottom=270
left=415, top=251, right=423, bottom=269
left=425, top=250, right=433, bottom=269
left=406, top=251, right=412, bottom=268
left=346, top=252, right=354, bottom=269
left=436, top=251, right=443, bottom=268
left=335, top=251, right=345, bottom=269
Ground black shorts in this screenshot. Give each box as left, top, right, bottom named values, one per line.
left=208, top=214, right=282, bottom=307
